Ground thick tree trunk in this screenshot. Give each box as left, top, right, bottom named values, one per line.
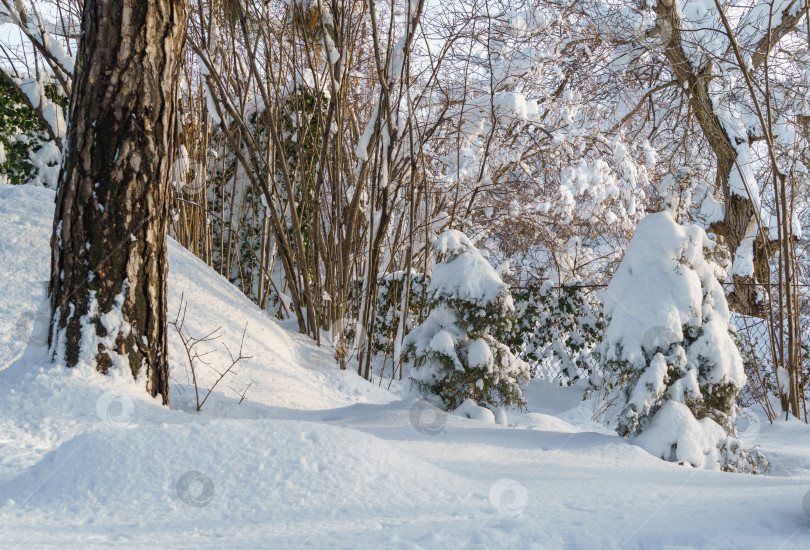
left=49, top=0, right=188, bottom=405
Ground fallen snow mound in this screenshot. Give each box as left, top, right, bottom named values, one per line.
left=0, top=419, right=475, bottom=522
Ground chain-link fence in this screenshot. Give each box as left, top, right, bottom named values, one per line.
left=731, top=283, right=810, bottom=418
left=510, top=283, right=605, bottom=385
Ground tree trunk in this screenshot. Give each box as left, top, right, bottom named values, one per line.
left=49, top=0, right=188, bottom=405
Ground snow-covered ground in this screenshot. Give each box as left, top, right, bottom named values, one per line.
left=0, top=183, right=809, bottom=549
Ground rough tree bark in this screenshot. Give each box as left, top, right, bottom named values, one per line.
left=49, top=0, right=189, bottom=405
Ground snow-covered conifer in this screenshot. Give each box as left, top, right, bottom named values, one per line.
left=600, top=176, right=767, bottom=472
left=402, top=230, right=529, bottom=410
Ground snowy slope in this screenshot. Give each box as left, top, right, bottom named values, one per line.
left=0, top=183, right=809, bottom=549
left=167, top=236, right=395, bottom=412
left=0, top=184, right=52, bottom=370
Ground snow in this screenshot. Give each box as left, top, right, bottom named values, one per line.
left=602, top=210, right=743, bottom=384
left=13, top=76, right=67, bottom=143
left=491, top=92, right=536, bottom=121
left=727, top=141, right=760, bottom=202
left=633, top=400, right=730, bottom=469
left=39, top=27, right=74, bottom=74
left=0, top=184, right=809, bottom=547
left=354, top=98, right=379, bottom=162
left=453, top=398, right=497, bottom=423
left=735, top=0, right=801, bottom=51
left=730, top=219, right=758, bottom=278
left=197, top=54, right=221, bottom=126
left=1, top=419, right=469, bottom=520
left=430, top=230, right=512, bottom=307
left=27, top=139, right=60, bottom=188
left=765, top=209, right=803, bottom=240
left=698, top=190, right=725, bottom=224
left=468, top=338, right=493, bottom=369
left=0, top=184, right=53, bottom=369
left=427, top=326, right=462, bottom=368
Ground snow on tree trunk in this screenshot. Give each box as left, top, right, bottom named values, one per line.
left=402, top=230, right=529, bottom=410
left=599, top=189, right=767, bottom=472
left=49, top=1, right=189, bottom=405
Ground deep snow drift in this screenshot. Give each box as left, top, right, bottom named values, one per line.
left=0, top=183, right=809, bottom=549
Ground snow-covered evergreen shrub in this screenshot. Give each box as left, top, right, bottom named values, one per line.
left=402, top=230, right=529, bottom=409
left=600, top=202, right=767, bottom=472
left=509, top=281, right=604, bottom=385
left=0, top=78, right=64, bottom=188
